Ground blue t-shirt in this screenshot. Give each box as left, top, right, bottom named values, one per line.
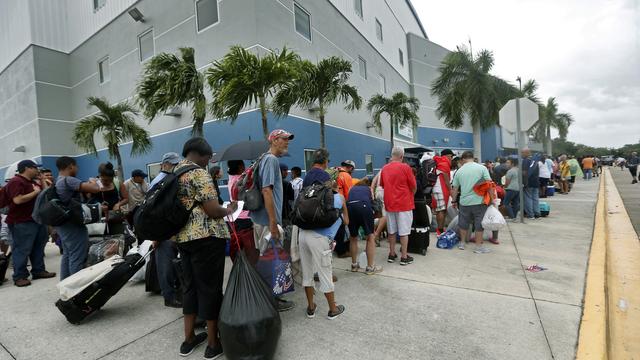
left=250, top=154, right=283, bottom=226
left=522, top=158, right=540, bottom=188
left=302, top=167, right=330, bottom=188
left=56, top=176, right=83, bottom=203
left=347, top=185, right=372, bottom=206
left=313, top=194, right=343, bottom=240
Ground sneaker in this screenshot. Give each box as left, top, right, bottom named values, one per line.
left=435, top=228, right=442, bottom=236
left=365, top=265, right=383, bottom=275
left=179, top=332, right=207, bottom=357
left=276, top=298, right=295, bottom=312
left=633, top=180, right=638, bottom=184
left=204, top=344, right=223, bottom=360
left=351, top=263, right=359, bottom=272
left=31, top=271, right=56, bottom=279
left=399, top=256, right=414, bottom=265
left=14, top=278, right=31, bottom=287
left=458, top=242, right=465, bottom=250
left=327, top=304, right=345, bottom=320
left=488, top=238, right=500, bottom=245
left=165, top=298, right=183, bottom=308
left=387, top=254, right=398, bottom=263
left=306, top=303, right=317, bottom=319
left=473, top=247, right=492, bottom=254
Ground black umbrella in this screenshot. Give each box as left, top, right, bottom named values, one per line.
left=212, top=140, right=270, bottom=162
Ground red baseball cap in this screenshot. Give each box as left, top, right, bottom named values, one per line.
left=268, top=129, right=294, bottom=142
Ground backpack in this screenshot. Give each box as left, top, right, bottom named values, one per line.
left=418, top=159, right=438, bottom=194
left=35, top=179, right=88, bottom=226
left=234, top=153, right=267, bottom=212
left=291, top=183, right=340, bottom=230
left=133, top=165, right=200, bottom=241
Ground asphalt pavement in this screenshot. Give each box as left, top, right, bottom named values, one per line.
left=0, top=177, right=600, bottom=360
left=609, top=166, right=640, bottom=237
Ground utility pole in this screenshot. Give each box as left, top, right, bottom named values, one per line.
left=515, top=77, right=525, bottom=223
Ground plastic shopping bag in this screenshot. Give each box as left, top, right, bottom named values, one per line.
left=256, top=239, right=294, bottom=297
left=86, top=235, right=124, bottom=266
left=436, top=230, right=459, bottom=249
left=481, top=205, right=507, bottom=231
left=127, top=240, right=152, bottom=282
left=219, top=251, right=282, bottom=360
left=446, top=215, right=460, bottom=235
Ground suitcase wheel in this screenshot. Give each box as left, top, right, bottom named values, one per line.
left=421, top=249, right=427, bottom=256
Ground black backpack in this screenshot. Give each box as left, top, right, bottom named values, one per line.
left=133, top=165, right=200, bottom=241
left=35, top=179, right=87, bottom=226
left=418, top=158, right=438, bottom=194
left=291, top=183, right=339, bottom=230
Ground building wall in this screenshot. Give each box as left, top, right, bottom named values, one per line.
left=0, top=0, right=477, bottom=181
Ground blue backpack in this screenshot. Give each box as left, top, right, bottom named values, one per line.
left=539, top=202, right=550, bottom=217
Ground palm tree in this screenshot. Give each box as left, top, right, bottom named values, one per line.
left=136, top=47, right=207, bottom=136
left=532, top=97, right=573, bottom=155
left=206, top=46, right=300, bottom=139
left=73, top=97, right=152, bottom=185
left=520, top=79, right=541, bottom=104
left=366, top=93, right=420, bottom=152
left=273, top=56, right=362, bottom=148
left=431, top=46, right=519, bottom=160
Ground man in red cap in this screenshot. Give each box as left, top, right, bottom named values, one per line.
left=250, top=129, right=296, bottom=312
left=4, top=160, right=56, bottom=287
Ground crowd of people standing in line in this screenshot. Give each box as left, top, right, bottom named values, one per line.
left=0, top=127, right=629, bottom=359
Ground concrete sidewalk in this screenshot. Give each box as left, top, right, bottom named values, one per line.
left=0, top=178, right=599, bottom=360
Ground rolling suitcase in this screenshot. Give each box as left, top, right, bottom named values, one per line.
left=407, top=228, right=430, bottom=256
left=412, top=199, right=430, bottom=228
left=55, top=252, right=150, bottom=324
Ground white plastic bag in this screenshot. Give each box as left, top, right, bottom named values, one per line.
left=128, top=240, right=152, bottom=282
left=57, top=255, right=124, bottom=300
left=481, top=205, right=506, bottom=231
left=357, top=251, right=367, bottom=269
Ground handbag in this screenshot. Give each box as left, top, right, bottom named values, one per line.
left=371, top=198, right=383, bottom=218
left=255, top=239, right=294, bottom=297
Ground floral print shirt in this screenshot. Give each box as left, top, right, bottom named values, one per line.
left=174, top=160, right=230, bottom=243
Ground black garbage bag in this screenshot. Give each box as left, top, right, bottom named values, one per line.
left=219, top=250, right=282, bottom=360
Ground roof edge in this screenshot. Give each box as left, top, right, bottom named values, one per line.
left=405, top=0, right=428, bottom=39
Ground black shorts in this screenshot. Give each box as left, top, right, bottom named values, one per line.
left=177, top=237, right=226, bottom=320
left=540, top=178, right=549, bottom=187
left=570, top=176, right=576, bottom=184
left=347, top=201, right=375, bottom=236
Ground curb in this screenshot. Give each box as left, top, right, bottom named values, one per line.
left=576, top=168, right=640, bottom=359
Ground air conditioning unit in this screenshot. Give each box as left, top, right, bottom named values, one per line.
left=165, top=106, right=182, bottom=117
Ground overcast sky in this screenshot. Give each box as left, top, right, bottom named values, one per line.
left=413, top=0, right=640, bottom=148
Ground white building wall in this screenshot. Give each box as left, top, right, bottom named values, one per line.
left=0, top=0, right=32, bottom=72
left=385, top=0, right=426, bottom=37
left=328, top=0, right=414, bottom=81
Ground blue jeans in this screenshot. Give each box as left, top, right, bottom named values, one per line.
left=524, top=187, right=540, bottom=218
left=584, top=169, right=592, bottom=180
left=155, top=240, right=178, bottom=302
left=8, top=221, right=48, bottom=281
left=504, top=190, right=520, bottom=219
left=56, top=223, right=89, bottom=280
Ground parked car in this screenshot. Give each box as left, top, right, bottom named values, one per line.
left=601, top=155, right=615, bottom=166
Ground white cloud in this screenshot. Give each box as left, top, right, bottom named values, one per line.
left=412, top=0, right=640, bottom=147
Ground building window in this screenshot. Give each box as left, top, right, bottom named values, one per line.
left=358, top=56, right=367, bottom=79
left=365, top=154, right=373, bottom=175
left=195, top=0, right=219, bottom=32
left=147, top=162, right=162, bottom=182
left=375, top=18, right=383, bottom=42
left=399, top=49, right=404, bottom=66
left=98, top=57, right=110, bottom=84
left=294, top=3, right=311, bottom=41
left=304, top=149, right=315, bottom=172
left=138, top=29, right=154, bottom=62
left=354, top=0, right=363, bottom=18
left=379, top=74, right=386, bottom=93
left=93, top=0, right=106, bottom=11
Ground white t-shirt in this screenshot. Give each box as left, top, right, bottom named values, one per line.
left=538, top=161, right=551, bottom=178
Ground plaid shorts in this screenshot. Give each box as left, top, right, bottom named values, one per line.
left=432, top=192, right=447, bottom=211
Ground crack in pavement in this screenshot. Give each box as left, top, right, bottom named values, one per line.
left=0, top=341, right=17, bottom=360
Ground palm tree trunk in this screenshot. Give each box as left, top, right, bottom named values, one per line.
left=472, top=122, right=482, bottom=161
left=389, top=116, right=395, bottom=153
left=193, top=115, right=204, bottom=137
left=259, top=96, right=268, bottom=139
left=113, top=146, right=125, bottom=188
left=320, top=113, right=326, bottom=149
left=546, top=125, right=552, bottom=155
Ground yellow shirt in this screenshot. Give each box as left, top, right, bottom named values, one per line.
left=560, top=161, right=571, bottom=178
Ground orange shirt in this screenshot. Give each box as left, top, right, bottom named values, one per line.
left=582, top=157, right=594, bottom=170
left=336, top=170, right=353, bottom=199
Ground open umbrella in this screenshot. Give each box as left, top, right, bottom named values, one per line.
left=212, top=140, right=270, bottom=162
